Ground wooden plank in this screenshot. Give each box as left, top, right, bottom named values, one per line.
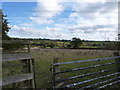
left=2, top=40, right=29, bottom=45
left=1, top=73, right=33, bottom=86
left=2, top=63, right=24, bottom=68
left=1, top=53, right=33, bottom=61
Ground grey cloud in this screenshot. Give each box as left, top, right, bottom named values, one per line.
left=73, top=2, right=117, bottom=18
left=69, top=24, right=115, bottom=33
left=99, top=2, right=117, bottom=13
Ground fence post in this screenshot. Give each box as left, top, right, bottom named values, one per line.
left=31, top=59, right=36, bottom=88
left=114, top=52, right=120, bottom=72
left=28, top=44, right=30, bottom=52
left=114, top=52, right=120, bottom=88
left=52, top=58, right=60, bottom=88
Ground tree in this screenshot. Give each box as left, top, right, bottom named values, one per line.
left=0, top=9, right=10, bottom=40
left=70, top=37, right=82, bottom=49
left=1, top=10, right=19, bottom=50
left=49, top=42, right=55, bottom=48
left=1, top=9, right=11, bottom=50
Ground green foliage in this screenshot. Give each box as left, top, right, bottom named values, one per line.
left=32, top=41, right=56, bottom=48
left=48, top=42, right=55, bottom=48
left=1, top=9, right=10, bottom=40
left=70, top=37, right=82, bottom=49
left=101, top=42, right=119, bottom=50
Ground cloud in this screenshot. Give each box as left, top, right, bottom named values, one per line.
left=69, top=13, right=79, bottom=18
left=9, top=25, right=70, bottom=39
left=8, top=0, right=119, bottom=41
left=29, top=0, right=64, bottom=24
left=29, top=17, right=54, bottom=24
left=69, top=25, right=115, bottom=31
left=73, top=1, right=117, bottom=18
left=66, top=1, right=118, bottom=40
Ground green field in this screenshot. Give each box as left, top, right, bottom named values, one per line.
left=31, top=49, right=120, bottom=88
left=2, top=49, right=120, bottom=88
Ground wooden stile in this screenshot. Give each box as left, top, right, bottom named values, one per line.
left=1, top=40, right=36, bottom=88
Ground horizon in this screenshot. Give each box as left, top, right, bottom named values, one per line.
left=9, top=37, right=118, bottom=42
left=1, top=0, right=119, bottom=41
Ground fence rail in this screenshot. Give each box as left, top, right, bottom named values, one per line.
left=1, top=53, right=33, bottom=61
left=51, top=52, right=120, bottom=89
left=1, top=73, right=33, bottom=86
left=1, top=40, right=29, bottom=45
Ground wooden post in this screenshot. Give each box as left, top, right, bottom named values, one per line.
left=118, top=42, right=120, bottom=50
left=28, top=44, right=30, bottom=52
left=52, top=58, right=60, bottom=88
left=0, top=14, right=1, bottom=90
left=114, top=52, right=120, bottom=72
left=31, top=59, right=36, bottom=88
left=114, top=52, right=120, bottom=88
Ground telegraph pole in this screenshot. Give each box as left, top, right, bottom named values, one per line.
left=117, top=1, right=120, bottom=51
left=118, top=2, right=120, bottom=42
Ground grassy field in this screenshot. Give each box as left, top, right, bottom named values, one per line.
left=2, top=49, right=120, bottom=88
left=31, top=49, right=120, bottom=88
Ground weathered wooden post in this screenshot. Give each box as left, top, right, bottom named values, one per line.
left=30, top=59, right=36, bottom=88
left=114, top=52, right=120, bottom=72
left=114, top=52, right=120, bottom=89
left=28, top=44, right=30, bottom=52
left=52, top=58, right=60, bottom=88
left=0, top=10, right=2, bottom=89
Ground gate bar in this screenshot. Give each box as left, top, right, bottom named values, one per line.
left=54, top=62, right=120, bottom=74
left=55, top=68, right=117, bottom=83
left=52, top=56, right=120, bottom=66
left=61, top=72, right=120, bottom=88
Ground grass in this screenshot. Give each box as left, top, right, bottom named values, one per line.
left=30, top=49, right=120, bottom=88
left=2, top=49, right=120, bottom=88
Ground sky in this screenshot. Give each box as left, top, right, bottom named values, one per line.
left=1, top=0, right=120, bottom=41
